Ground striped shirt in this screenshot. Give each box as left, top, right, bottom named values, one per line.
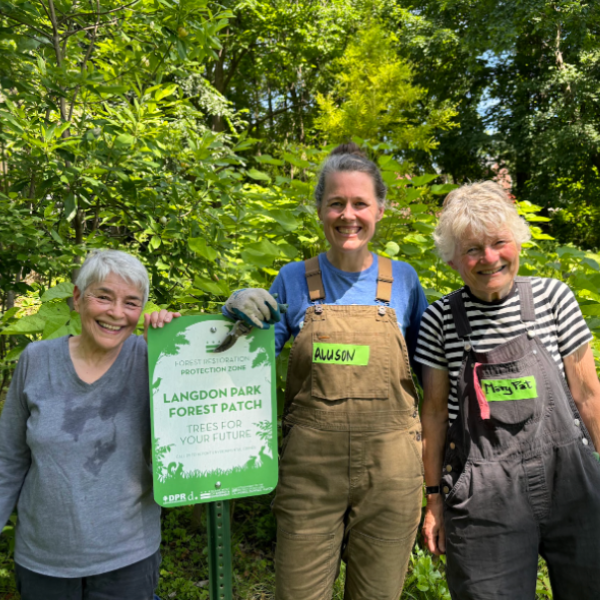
left=415, top=277, right=592, bottom=423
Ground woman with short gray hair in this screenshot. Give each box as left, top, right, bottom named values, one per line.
left=416, top=181, right=600, bottom=598
left=0, top=249, right=179, bottom=600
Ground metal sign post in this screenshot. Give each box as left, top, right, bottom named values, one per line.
left=207, top=500, right=233, bottom=600
left=147, top=315, right=278, bottom=598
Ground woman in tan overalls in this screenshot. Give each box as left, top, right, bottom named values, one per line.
left=224, top=143, right=429, bottom=599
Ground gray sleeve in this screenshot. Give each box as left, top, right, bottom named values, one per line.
left=0, top=347, right=32, bottom=532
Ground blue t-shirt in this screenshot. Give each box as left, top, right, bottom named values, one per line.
left=269, top=253, right=428, bottom=377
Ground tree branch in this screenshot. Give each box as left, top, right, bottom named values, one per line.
left=222, top=46, right=252, bottom=92
left=60, top=17, right=118, bottom=40
left=554, top=20, right=572, bottom=95
left=68, top=0, right=101, bottom=121
left=57, top=0, right=139, bottom=25
left=2, top=12, right=50, bottom=39
left=248, top=100, right=310, bottom=131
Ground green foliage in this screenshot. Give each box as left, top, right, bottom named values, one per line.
left=0, top=2, right=592, bottom=597
left=404, top=0, right=600, bottom=247
left=315, top=25, right=457, bottom=154
left=403, top=545, right=451, bottom=600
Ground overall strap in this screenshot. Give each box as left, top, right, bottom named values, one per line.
left=514, top=277, right=536, bottom=322
left=305, top=255, right=394, bottom=302
left=448, top=289, right=472, bottom=339
left=305, top=256, right=325, bottom=301
left=376, top=256, right=393, bottom=303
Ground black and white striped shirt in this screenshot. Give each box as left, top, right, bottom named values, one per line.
left=415, top=277, right=592, bottom=422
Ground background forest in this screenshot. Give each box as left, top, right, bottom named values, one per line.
left=1, top=0, right=599, bottom=598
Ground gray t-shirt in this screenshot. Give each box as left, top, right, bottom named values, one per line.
left=0, top=335, right=161, bottom=577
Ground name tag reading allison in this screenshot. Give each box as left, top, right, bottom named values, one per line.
left=148, top=315, right=278, bottom=507
left=313, top=343, right=370, bottom=366
left=481, top=376, right=538, bottom=401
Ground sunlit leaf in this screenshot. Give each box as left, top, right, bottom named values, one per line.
left=247, top=169, right=271, bottom=182
left=41, top=282, right=74, bottom=302
left=188, top=238, right=217, bottom=261
left=2, top=315, right=46, bottom=335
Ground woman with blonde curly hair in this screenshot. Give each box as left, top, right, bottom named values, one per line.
left=416, top=181, right=600, bottom=599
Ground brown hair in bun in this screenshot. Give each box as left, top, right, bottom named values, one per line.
left=314, top=143, right=386, bottom=207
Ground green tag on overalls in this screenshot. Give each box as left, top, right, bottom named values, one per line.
left=312, top=343, right=370, bottom=366
left=481, top=376, right=537, bottom=401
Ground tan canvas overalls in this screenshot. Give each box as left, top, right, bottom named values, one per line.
left=273, top=255, right=423, bottom=600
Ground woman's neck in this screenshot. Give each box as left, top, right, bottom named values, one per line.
left=326, top=248, right=373, bottom=272
left=68, top=335, right=123, bottom=380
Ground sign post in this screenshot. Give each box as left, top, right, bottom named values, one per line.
left=147, top=315, right=278, bottom=598
left=207, top=500, right=233, bottom=600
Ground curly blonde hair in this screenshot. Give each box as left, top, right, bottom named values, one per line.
left=434, top=181, right=531, bottom=262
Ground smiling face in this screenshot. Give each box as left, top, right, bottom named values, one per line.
left=73, top=273, right=144, bottom=353
left=318, top=170, right=384, bottom=266
left=448, top=228, right=521, bottom=302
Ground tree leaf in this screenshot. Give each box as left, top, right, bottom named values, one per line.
left=283, top=153, right=311, bottom=169
left=188, top=237, right=217, bottom=261
left=50, top=229, right=63, bottom=245
left=255, top=154, right=284, bottom=166
left=385, top=241, right=400, bottom=256
left=430, top=184, right=459, bottom=195
left=240, top=251, right=275, bottom=269
left=64, top=193, right=77, bottom=222
left=2, top=315, right=46, bottom=335
left=244, top=239, right=282, bottom=258
left=581, top=303, right=600, bottom=316
left=410, top=174, right=439, bottom=186
left=68, top=312, right=82, bottom=336
left=39, top=301, right=71, bottom=337
left=413, top=222, right=435, bottom=234
left=38, top=301, right=70, bottom=320
left=154, top=84, right=179, bottom=101
left=247, top=168, right=271, bottom=182
left=400, top=243, right=423, bottom=256
left=41, top=282, right=74, bottom=302
left=404, top=188, right=423, bottom=202
left=192, top=276, right=229, bottom=296
left=5, top=344, right=27, bottom=361
left=115, top=134, right=135, bottom=146
left=266, top=209, right=299, bottom=232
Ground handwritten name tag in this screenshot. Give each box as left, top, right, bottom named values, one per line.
left=481, top=376, right=538, bottom=401
left=312, top=343, right=370, bottom=366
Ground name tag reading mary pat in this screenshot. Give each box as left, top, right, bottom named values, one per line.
left=148, top=315, right=278, bottom=507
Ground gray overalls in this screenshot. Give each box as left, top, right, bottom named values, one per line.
left=442, top=278, right=600, bottom=599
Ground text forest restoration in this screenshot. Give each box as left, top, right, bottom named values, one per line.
left=164, top=385, right=263, bottom=418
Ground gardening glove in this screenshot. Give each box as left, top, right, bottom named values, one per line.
left=225, top=289, right=281, bottom=329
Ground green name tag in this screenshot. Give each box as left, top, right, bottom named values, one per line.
left=313, top=343, right=370, bottom=366
left=481, top=376, right=538, bottom=401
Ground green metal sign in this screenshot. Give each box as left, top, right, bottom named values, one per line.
left=148, top=315, right=278, bottom=507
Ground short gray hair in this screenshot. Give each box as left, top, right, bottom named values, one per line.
left=434, top=181, right=532, bottom=262
left=314, top=143, right=387, bottom=208
left=75, top=250, right=149, bottom=305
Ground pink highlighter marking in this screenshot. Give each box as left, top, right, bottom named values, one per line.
left=473, top=362, right=490, bottom=420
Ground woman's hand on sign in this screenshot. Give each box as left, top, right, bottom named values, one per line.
left=144, top=309, right=182, bottom=341
left=224, top=288, right=281, bottom=329
left=422, top=496, right=446, bottom=556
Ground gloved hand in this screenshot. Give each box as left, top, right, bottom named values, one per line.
left=225, top=289, right=281, bottom=329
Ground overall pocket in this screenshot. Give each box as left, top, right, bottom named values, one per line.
left=310, top=330, right=390, bottom=400
left=443, top=460, right=473, bottom=507
left=480, top=373, right=539, bottom=425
